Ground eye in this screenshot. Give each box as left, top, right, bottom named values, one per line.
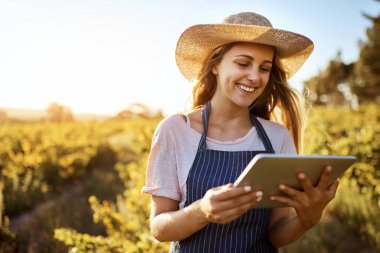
left=260, top=66, right=271, bottom=73
left=236, top=62, right=249, bottom=68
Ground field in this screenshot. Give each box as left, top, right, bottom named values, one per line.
left=0, top=104, right=379, bottom=253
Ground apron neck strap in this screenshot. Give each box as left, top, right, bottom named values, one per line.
left=250, top=113, right=275, bottom=153
left=197, top=101, right=211, bottom=150
left=197, top=101, right=275, bottom=153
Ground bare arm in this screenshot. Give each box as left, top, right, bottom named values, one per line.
left=150, top=196, right=207, bottom=242
left=150, top=184, right=263, bottom=242
left=268, top=166, right=339, bottom=248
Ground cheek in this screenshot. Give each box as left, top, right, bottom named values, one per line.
left=227, top=69, right=247, bottom=83
left=219, top=69, right=240, bottom=84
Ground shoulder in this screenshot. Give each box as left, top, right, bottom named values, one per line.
left=256, top=117, right=296, bottom=154
left=156, top=113, right=184, bottom=130
left=153, top=113, right=190, bottom=140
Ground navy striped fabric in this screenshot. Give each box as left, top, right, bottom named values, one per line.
left=170, top=102, right=277, bottom=253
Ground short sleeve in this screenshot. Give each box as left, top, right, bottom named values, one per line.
left=142, top=118, right=180, bottom=201
left=279, top=130, right=297, bottom=155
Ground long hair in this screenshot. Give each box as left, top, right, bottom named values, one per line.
left=192, top=43, right=235, bottom=107
left=191, top=42, right=307, bottom=154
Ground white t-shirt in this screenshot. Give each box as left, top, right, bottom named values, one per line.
left=142, top=113, right=297, bottom=209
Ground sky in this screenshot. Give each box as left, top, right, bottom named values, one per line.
left=0, top=0, right=379, bottom=116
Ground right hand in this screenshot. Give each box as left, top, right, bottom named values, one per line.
left=199, top=183, right=263, bottom=224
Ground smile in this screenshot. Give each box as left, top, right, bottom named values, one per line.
left=237, top=83, right=256, bottom=93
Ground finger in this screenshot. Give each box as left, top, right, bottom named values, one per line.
left=278, top=184, right=300, bottom=200
left=212, top=185, right=257, bottom=201
left=224, top=183, right=234, bottom=189
left=317, top=166, right=332, bottom=190
left=297, top=172, right=315, bottom=194
left=213, top=198, right=262, bottom=223
left=214, top=191, right=263, bottom=212
left=269, top=195, right=299, bottom=208
left=327, top=179, right=339, bottom=199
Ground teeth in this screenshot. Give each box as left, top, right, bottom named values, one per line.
left=238, top=84, right=255, bottom=92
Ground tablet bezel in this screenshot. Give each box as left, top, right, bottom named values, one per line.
left=233, top=154, right=356, bottom=208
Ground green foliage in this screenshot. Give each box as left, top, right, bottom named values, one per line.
left=330, top=178, right=380, bottom=248
left=282, top=104, right=380, bottom=252
left=304, top=5, right=380, bottom=106
left=54, top=228, right=128, bottom=253
left=0, top=180, right=16, bottom=252
left=0, top=226, right=16, bottom=253
left=1, top=106, right=378, bottom=252
left=304, top=104, right=380, bottom=204
left=283, top=178, right=379, bottom=253
left=0, top=121, right=114, bottom=216
left=304, top=55, right=354, bottom=106
left=351, top=12, right=380, bottom=103
left=54, top=118, right=169, bottom=253
left=0, top=118, right=159, bottom=252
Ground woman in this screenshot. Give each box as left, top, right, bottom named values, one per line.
left=143, top=12, right=339, bottom=252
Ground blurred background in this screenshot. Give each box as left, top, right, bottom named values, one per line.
left=0, top=0, right=379, bottom=252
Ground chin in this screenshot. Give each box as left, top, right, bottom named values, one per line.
left=233, top=100, right=253, bottom=109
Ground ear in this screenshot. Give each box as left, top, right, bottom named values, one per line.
left=211, top=65, right=218, bottom=75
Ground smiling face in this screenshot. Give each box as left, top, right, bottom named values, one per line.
left=211, top=42, right=275, bottom=110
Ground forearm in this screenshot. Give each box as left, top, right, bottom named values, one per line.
left=268, top=216, right=309, bottom=248
left=150, top=200, right=209, bottom=242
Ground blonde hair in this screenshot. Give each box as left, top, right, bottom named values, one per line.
left=192, top=43, right=307, bottom=154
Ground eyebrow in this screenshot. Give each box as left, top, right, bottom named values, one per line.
left=235, top=54, right=273, bottom=64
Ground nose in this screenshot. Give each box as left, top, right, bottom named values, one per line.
left=247, top=67, right=259, bottom=83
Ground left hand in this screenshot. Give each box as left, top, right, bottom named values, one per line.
left=270, top=166, right=339, bottom=230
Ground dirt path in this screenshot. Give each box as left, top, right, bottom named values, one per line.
left=9, top=183, right=84, bottom=234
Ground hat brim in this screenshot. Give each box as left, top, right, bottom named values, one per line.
left=175, top=24, right=314, bottom=81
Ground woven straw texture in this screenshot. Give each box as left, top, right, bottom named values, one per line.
left=175, top=12, right=314, bottom=81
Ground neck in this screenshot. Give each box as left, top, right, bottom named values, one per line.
left=209, top=99, right=251, bottom=126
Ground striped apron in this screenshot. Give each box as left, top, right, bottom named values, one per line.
left=170, top=102, right=277, bottom=253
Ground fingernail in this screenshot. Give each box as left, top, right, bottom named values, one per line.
left=257, top=197, right=262, bottom=202
left=279, top=184, right=285, bottom=190
left=298, top=173, right=305, bottom=179
left=256, top=191, right=263, bottom=197
left=270, top=196, right=275, bottom=200
left=327, top=166, right=332, bottom=171
left=244, top=186, right=252, bottom=192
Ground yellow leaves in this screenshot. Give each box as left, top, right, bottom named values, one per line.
left=1, top=117, right=168, bottom=252
left=305, top=105, right=379, bottom=202
left=2, top=108, right=379, bottom=251
left=53, top=119, right=170, bottom=252
left=300, top=104, right=380, bottom=249
left=326, top=178, right=380, bottom=247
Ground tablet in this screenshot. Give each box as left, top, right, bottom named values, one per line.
left=233, top=154, right=356, bottom=208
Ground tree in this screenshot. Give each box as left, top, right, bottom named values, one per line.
left=305, top=2, right=380, bottom=106
left=350, top=6, right=380, bottom=103
left=0, top=111, right=7, bottom=124
left=304, top=52, right=354, bottom=106
left=46, top=102, right=74, bottom=122
left=116, top=103, right=163, bottom=119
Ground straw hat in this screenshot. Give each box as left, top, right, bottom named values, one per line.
left=175, top=12, right=314, bottom=81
